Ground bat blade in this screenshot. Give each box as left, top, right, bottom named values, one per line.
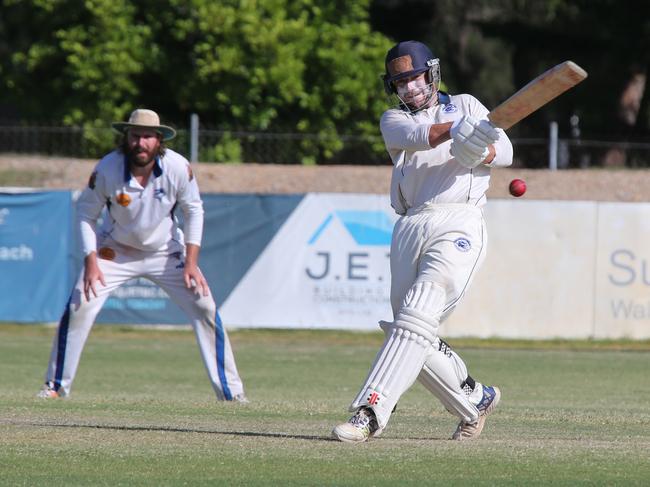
left=488, top=61, right=588, bottom=130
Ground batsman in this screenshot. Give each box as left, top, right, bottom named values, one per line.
left=332, top=41, right=513, bottom=442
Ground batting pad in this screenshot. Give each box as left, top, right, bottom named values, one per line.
left=351, top=325, right=432, bottom=428
left=350, top=281, right=446, bottom=428
left=418, top=350, right=479, bottom=423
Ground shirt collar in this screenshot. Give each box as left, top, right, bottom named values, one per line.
left=152, top=157, right=163, bottom=178
left=123, top=155, right=130, bottom=182
left=123, top=155, right=164, bottom=182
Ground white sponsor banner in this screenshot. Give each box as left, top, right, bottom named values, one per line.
left=221, top=193, right=398, bottom=329
left=443, top=200, right=650, bottom=339
left=593, top=203, right=650, bottom=339
left=442, top=200, right=598, bottom=339
left=223, top=194, right=650, bottom=339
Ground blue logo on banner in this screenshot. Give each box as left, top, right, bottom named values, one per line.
left=308, top=211, right=393, bottom=245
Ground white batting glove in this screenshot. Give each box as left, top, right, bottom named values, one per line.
left=474, top=119, right=500, bottom=144
left=450, top=115, right=478, bottom=140
left=450, top=115, right=499, bottom=154
left=450, top=140, right=487, bottom=169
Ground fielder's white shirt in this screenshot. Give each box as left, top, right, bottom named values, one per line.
left=380, top=93, right=513, bottom=214
left=77, top=148, right=204, bottom=254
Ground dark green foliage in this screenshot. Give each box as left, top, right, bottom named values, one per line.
left=370, top=0, right=650, bottom=140
left=0, top=0, right=392, bottom=162
left=1, top=0, right=649, bottom=162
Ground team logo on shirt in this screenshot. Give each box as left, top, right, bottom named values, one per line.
left=154, top=188, right=165, bottom=201
left=442, top=103, right=458, bottom=113
left=170, top=251, right=185, bottom=269
left=116, top=192, right=131, bottom=207
left=88, top=171, right=97, bottom=190
left=454, top=237, right=471, bottom=252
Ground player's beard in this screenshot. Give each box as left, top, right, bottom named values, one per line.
left=128, top=145, right=157, bottom=167
left=122, top=140, right=164, bottom=167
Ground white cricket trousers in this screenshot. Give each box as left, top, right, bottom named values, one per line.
left=393, top=203, right=486, bottom=414
left=43, top=243, right=244, bottom=400
left=391, top=203, right=487, bottom=322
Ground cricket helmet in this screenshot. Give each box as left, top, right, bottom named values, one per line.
left=382, top=40, right=440, bottom=95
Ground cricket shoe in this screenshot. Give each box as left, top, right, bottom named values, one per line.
left=331, top=407, right=379, bottom=443
left=36, top=383, right=60, bottom=399
left=452, top=385, right=501, bottom=440
left=231, top=393, right=250, bottom=404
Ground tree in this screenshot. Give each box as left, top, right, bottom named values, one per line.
left=0, top=0, right=393, bottom=163
left=142, top=0, right=392, bottom=163
left=4, top=0, right=648, bottom=165
left=0, top=0, right=155, bottom=153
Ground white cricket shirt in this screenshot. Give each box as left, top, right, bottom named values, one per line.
left=77, top=148, right=204, bottom=254
left=380, top=93, right=513, bottom=214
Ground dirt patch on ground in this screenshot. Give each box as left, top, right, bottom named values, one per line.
left=1, top=154, right=649, bottom=202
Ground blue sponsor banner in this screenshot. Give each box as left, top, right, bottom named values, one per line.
left=1, top=190, right=301, bottom=325
left=96, top=276, right=185, bottom=324
left=0, top=190, right=72, bottom=322
left=95, top=193, right=303, bottom=324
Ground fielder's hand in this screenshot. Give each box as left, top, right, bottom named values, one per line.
left=83, top=252, right=106, bottom=301
left=184, top=264, right=210, bottom=297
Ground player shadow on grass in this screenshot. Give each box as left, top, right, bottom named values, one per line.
left=10, top=420, right=450, bottom=442
left=15, top=420, right=330, bottom=442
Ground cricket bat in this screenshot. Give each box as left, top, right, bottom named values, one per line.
left=488, top=61, right=588, bottom=130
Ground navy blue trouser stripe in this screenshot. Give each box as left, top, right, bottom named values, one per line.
left=215, top=311, right=232, bottom=400
left=53, top=295, right=72, bottom=391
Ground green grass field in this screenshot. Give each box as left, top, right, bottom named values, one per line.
left=1, top=324, right=649, bottom=486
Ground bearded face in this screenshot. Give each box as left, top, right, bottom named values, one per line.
left=124, top=128, right=162, bottom=167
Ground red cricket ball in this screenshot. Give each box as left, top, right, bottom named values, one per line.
left=509, top=178, right=526, bottom=197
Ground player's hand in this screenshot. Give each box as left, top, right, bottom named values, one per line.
left=184, top=264, right=209, bottom=297
left=450, top=140, right=488, bottom=169
left=83, top=252, right=106, bottom=301
left=474, top=119, right=500, bottom=144
left=450, top=115, right=499, bottom=154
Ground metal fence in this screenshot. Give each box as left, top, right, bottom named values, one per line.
left=1, top=122, right=649, bottom=168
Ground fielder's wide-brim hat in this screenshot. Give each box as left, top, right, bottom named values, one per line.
left=112, top=109, right=177, bottom=140
left=384, top=40, right=437, bottom=83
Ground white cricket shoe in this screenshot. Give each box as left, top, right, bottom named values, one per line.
left=332, top=407, right=379, bottom=443
left=452, top=385, right=501, bottom=440
left=36, top=384, right=60, bottom=399
left=231, top=393, right=250, bottom=404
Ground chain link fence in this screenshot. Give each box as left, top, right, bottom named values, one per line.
left=0, top=122, right=649, bottom=168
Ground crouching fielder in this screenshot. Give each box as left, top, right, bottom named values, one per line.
left=332, top=41, right=512, bottom=442
left=38, top=109, right=247, bottom=403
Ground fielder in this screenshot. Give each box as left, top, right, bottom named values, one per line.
left=332, top=41, right=513, bottom=442
left=38, top=109, right=247, bottom=402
